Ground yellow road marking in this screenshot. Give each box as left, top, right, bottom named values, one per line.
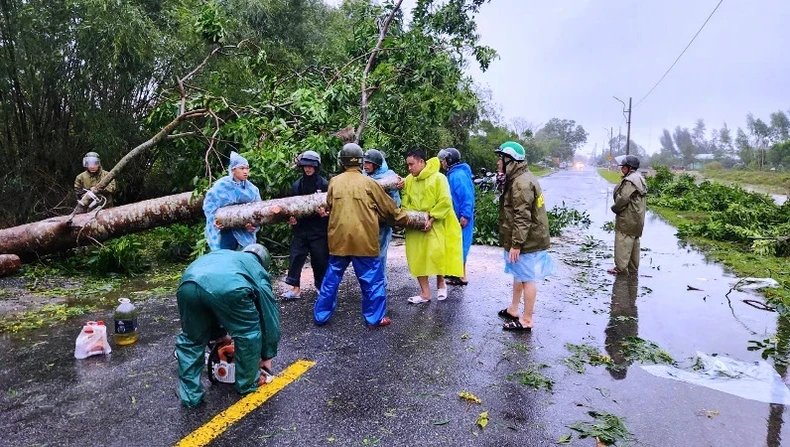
left=176, top=359, right=316, bottom=447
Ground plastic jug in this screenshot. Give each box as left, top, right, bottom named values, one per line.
left=113, top=298, right=139, bottom=345
left=74, top=320, right=111, bottom=359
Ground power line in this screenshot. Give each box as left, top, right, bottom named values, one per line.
left=634, top=0, right=724, bottom=109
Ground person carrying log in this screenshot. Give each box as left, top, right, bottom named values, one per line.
left=74, top=152, right=117, bottom=213
left=313, top=143, right=410, bottom=328
left=203, top=151, right=261, bottom=251
left=362, top=149, right=402, bottom=282
left=399, top=148, right=464, bottom=304
left=282, top=150, right=330, bottom=300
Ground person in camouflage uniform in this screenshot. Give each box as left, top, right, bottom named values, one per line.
left=608, top=155, right=647, bottom=275
left=74, top=152, right=117, bottom=211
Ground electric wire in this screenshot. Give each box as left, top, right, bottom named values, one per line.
left=634, top=0, right=724, bottom=108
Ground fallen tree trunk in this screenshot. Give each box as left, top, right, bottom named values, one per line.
left=0, top=254, right=21, bottom=277
left=0, top=174, right=426, bottom=262
left=215, top=174, right=428, bottom=228
left=0, top=192, right=203, bottom=260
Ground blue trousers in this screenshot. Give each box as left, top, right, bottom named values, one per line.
left=314, top=255, right=386, bottom=326
left=378, top=226, right=393, bottom=281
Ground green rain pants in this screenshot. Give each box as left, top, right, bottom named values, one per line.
left=614, top=231, right=640, bottom=274
left=175, top=281, right=263, bottom=407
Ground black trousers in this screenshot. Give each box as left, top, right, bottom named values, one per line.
left=285, top=231, right=329, bottom=289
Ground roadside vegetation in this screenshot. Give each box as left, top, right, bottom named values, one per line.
left=699, top=168, right=790, bottom=195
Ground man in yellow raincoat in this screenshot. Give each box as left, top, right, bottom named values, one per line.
left=401, top=148, right=463, bottom=303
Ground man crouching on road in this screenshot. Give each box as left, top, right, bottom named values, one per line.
left=608, top=155, right=647, bottom=275
left=314, top=143, right=410, bottom=328
left=175, top=244, right=280, bottom=408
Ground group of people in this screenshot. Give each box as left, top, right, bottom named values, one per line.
left=76, top=142, right=645, bottom=408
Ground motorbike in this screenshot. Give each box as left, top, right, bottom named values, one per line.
left=473, top=168, right=497, bottom=193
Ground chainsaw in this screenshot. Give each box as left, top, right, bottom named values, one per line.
left=206, top=341, right=236, bottom=384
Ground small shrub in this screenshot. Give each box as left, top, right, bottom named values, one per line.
left=86, top=235, right=148, bottom=275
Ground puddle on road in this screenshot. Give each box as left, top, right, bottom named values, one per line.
left=542, top=168, right=789, bottom=445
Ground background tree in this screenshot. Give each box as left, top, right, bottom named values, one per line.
left=673, top=126, right=697, bottom=166
left=659, top=129, right=677, bottom=156
left=535, top=118, right=588, bottom=161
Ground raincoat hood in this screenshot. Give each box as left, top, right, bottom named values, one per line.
left=372, top=158, right=391, bottom=178
left=624, top=171, right=647, bottom=195
left=448, top=162, right=473, bottom=179
left=416, top=157, right=440, bottom=181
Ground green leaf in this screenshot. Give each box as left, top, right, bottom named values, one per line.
left=557, top=434, right=572, bottom=444
left=433, top=419, right=450, bottom=426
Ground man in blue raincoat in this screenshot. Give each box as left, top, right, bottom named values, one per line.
left=203, top=151, right=261, bottom=250
left=175, top=244, right=280, bottom=407
left=438, top=148, right=475, bottom=286
left=362, top=149, right=401, bottom=280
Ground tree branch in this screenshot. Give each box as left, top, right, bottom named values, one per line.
left=355, top=0, right=404, bottom=144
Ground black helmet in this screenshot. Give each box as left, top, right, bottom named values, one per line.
left=619, top=155, right=640, bottom=170
left=243, top=243, right=271, bottom=269
left=297, top=150, right=321, bottom=167
left=340, top=143, right=363, bottom=166
left=363, top=149, right=384, bottom=167
left=437, top=148, right=461, bottom=166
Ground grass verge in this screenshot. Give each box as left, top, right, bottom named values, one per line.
left=700, top=169, right=790, bottom=195
left=597, top=168, right=621, bottom=184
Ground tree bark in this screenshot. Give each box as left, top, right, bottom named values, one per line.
left=1, top=192, right=203, bottom=260
left=215, top=174, right=428, bottom=228
left=0, top=254, right=21, bottom=277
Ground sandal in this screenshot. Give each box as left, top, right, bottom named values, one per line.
left=497, top=309, right=519, bottom=321
left=437, top=288, right=447, bottom=301
left=367, top=316, right=392, bottom=328
left=408, top=295, right=430, bottom=304
left=281, top=290, right=301, bottom=300
left=503, top=320, right=532, bottom=331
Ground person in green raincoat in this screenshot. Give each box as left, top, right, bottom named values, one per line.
left=174, top=244, right=280, bottom=408
left=400, top=148, right=464, bottom=303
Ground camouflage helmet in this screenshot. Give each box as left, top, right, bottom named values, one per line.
left=340, top=143, right=363, bottom=167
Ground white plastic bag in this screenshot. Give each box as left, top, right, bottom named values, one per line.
left=74, top=321, right=112, bottom=359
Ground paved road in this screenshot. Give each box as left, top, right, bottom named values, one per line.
left=0, top=168, right=785, bottom=446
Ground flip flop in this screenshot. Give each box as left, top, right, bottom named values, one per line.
left=497, top=309, right=519, bottom=321
left=367, top=316, right=392, bottom=328
left=447, top=278, right=469, bottom=286
left=437, top=288, right=448, bottom=301
left=503, top=320, right=532, bottom=331
left=408, top=295, right=430, bottom=304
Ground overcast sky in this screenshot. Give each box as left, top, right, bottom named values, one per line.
left=328, top=0, right=790, bottom=156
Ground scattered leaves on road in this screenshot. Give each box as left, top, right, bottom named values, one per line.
left=557, top=433, right=572, bottom=444
left=507, top=365, right=554, bottom=392
left=565, top=343, right=615, bottom=373
left=476, top=411, right=489, bottom=429
left=568, top=410, right=634, bottom=446
left=620, top=336, right=675, bottom=365
left=458, top=391, right=482, bottom=404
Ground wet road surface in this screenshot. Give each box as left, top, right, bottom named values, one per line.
left=0, top=167, right=785, bottom=446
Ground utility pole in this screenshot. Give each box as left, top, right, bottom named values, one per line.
left=625, top=97, right=632, bottom=155
left=614, top=96, right=633, bottom=155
